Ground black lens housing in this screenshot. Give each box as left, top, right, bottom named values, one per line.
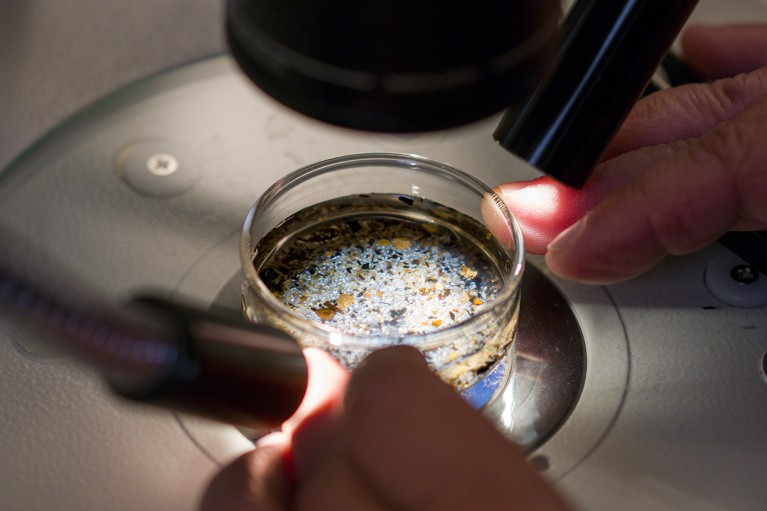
left=226, top=0, right=561, bottom=133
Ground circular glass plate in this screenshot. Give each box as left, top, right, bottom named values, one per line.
left=213, top=261, right=585, bottom=451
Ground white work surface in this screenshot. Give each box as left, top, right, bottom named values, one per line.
left=1, top=1, right=766, bottom=510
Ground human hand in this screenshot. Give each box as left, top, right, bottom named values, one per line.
left=200, top=347, right=573, bottom=511
left=493, top=24, right=767, bottom=284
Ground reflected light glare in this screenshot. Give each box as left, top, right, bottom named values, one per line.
left=328, top=332, right=344, bottom=347
left=498, top=374, right=515, bottom=430
left=517, top=184, right=563, bottom=217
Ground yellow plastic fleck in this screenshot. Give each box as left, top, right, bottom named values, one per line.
left=393, top=237, right=411, bottom=250
left=315, top=308, right=336, bottom=321
left=337, top=293, right=355, bottom=310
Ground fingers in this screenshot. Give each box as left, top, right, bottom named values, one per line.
left=282, top=348, right=348, bottom=480
left=293, top=452, right=394, bottom=511
left=496, top=143, right=680, bottom=253
left=200, top=437, right=291, bottom=511
left=282, top=348, right=348, bottom=437
left=496, top=67, right=767, bottom=262
left=682, top=24, right=767, bottom=80
left=201, top=347, right=574, bottom=510
left=545, top=96, right=767, bottom=284
left=494, top=177, right=591, bottom=254
left=604, top=24, right=767, bottom=160
left=604, top=66, right=767, bottom=160
left=327, top=346, right=573, bottom=511
left=200, top=349, right=348, bottom=511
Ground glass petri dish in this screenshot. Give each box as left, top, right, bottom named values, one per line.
left=240, top=153, right=524, bottom=406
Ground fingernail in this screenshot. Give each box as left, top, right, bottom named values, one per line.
left=547, top=219, right=584, bottom=253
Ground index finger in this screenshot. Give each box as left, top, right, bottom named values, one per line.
left=682, top=24, right=767, bottom=80
left=604, top=66, right=767, bottom=161
left=545, top=96, right=767, bottom=284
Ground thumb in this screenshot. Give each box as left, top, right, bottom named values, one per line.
left=545, top=95, right=767, bottom=284
left=337, top=346, right=573, bottom=511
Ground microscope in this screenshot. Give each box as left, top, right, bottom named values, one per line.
left=1, top=1, right=766, bottom=510
left=0, top=0, right=701, bottom=423
left=226, top=0, right=698, bottom=187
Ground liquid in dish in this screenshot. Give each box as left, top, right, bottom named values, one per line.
left=245, top=193, right=519, bottom=390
